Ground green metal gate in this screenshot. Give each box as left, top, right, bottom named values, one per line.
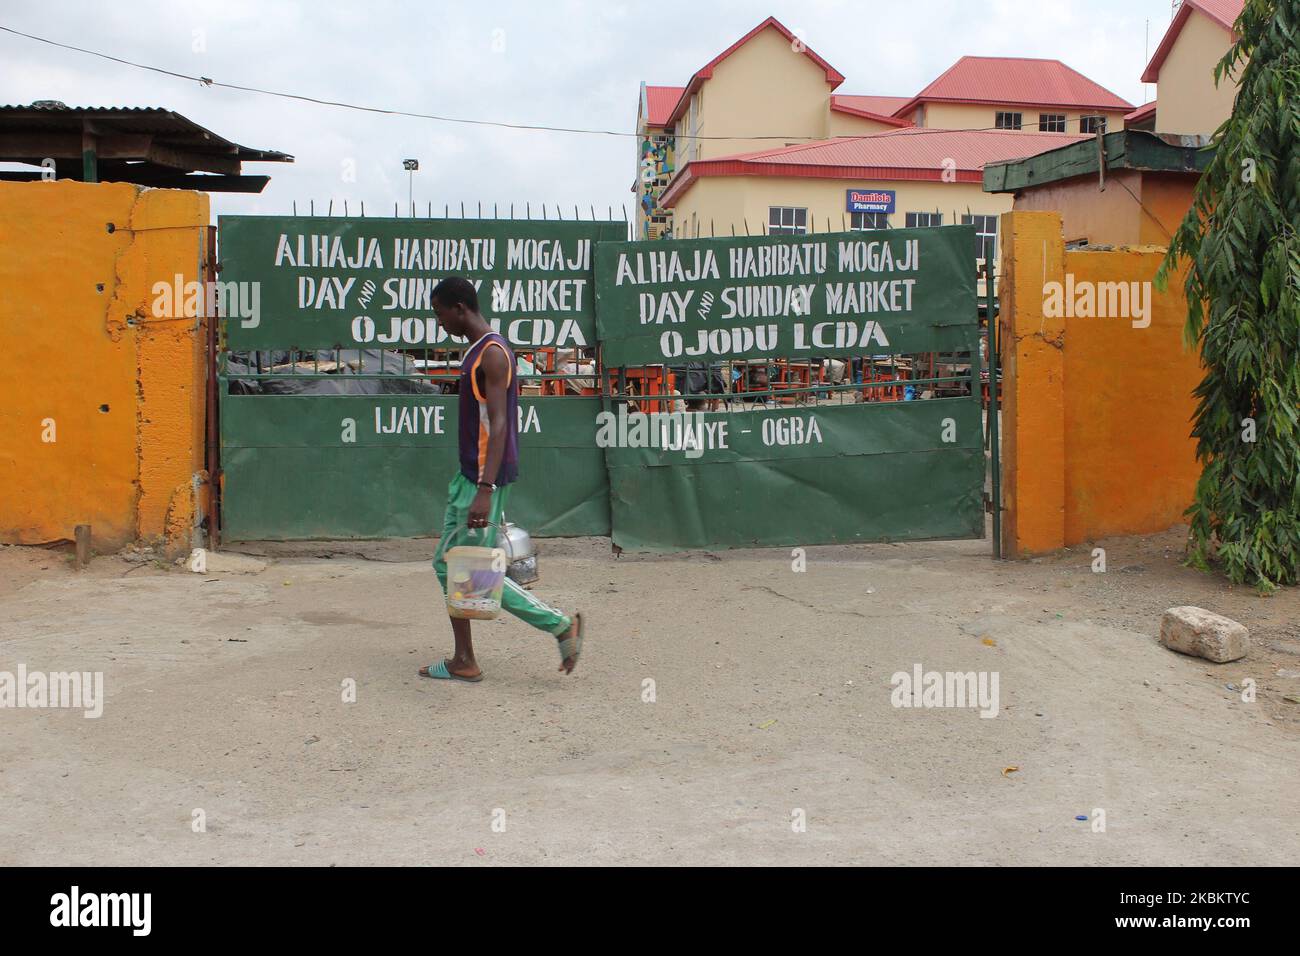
left=216, top=214, right=624, bottom=540
left=593, top=226, right=986, bottom=551
left=215, top=216, right=988, bottom=550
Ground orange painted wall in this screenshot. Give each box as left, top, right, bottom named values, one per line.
left=1137, top=173, right=1199, bottom=246
left=0, top=181, right=209, bottom=555
left=1060, top=247, right=1202, bottom=543
left=999, top=211, right=1202, bottom=555
left=999, top=212, right=1066, bottom=556
left=1009, top=170, right=1198, bottom=248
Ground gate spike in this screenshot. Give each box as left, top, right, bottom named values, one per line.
left=360, top=201, right=365, bottom=217
left=574, top=204, right=579, bottom=221
left=327, top=199, right=333, bottom=216
left=445, top=204, right=449, bottom=218
left=494, top=202, right=499, bottom=218
left=590, top=204, right=596, bottom=221
left=292, top=200, right=297, bottom=215
left=343, top=200, right=348, bottom=217
left=510, top=203, right=514, bottom=218
left=526, top=202, right=531, bottom=220
left=310, top=200, right=314, bottom=216
left=461, top=201, right=465, bottom=218
left=478, top=201, right=482, bottom=218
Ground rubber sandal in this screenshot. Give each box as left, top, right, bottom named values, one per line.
left=556, top=612, right=584, bottom=674
left=420, top=660, right=484, bottom=683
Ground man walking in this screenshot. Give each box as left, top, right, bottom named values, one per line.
left=419, top=276, right=584, bottom=682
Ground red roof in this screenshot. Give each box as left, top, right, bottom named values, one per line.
left=1185, top=0, right=1245, bottom=30
left=829, top=95, right=913, bottom=127
left=894, top=56, right=1134, bottom=116
left=1125, top=100, right=1157, bottom=122
left=643, top=85, right=684, bottom=128
left=664, top=16, right=845, bottom=127
left=660, top=128, right=1088, bottom=207
left=1142, top=0, right=1244, bottom=83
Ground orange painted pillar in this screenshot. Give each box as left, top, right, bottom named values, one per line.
left=998, top=211, right=1067, bottom=557
left=0, top=181, right=208, bottom=556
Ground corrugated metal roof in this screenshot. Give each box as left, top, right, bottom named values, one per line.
left=644, top=86, right=684, bottom=128
left=832, top=95, right=913, bottom=117
left=984, top=129, right=1215, bottom=193
left=1125, top=101, right=1157, bottom=122
left=0, top=103, right=292, bottom=162
left=715, top=128, right=1089, bottom=171
left=661, top=128, right=1088, bottom=207
left=896, top=56, right=1134, bottom=115
left=1190, top=0, right=1245, bottom=30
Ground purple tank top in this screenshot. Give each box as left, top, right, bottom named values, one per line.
left=457, top=331, right=519, bottom=486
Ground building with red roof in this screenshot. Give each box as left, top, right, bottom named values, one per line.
left=890, top=55, right=1132, bottom=133
left=1140, top=0, right=1244, bottom=135
left=633, top=14, right=1130, bottom=270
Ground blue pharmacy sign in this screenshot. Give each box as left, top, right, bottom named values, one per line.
left=846, top=188, right=897, bottom=214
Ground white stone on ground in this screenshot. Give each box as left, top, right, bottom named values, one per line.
left=1160, top=606, right=1248, bottom=663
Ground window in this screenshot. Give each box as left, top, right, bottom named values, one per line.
left=995, top=111, right=1023, bottom=130
left=684, top=94, right=701, bottom=163
left=1080, top=115, right=1107, bottom=134
left=905, top=212, right=943, bottom=228
left=768, top=206, right=808, bottom=235
left=1038, top=113, right=1066, bottom=133
left=850, top=211, right=889, bottom=231
left=962, top=214, right=998, bottom=263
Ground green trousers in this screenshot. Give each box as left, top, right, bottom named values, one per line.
left=433, top=473, right=571, bottom=636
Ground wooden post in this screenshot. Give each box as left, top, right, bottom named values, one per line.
left=81, top=121, right=98, bottom=183
left=74, top=525, right=91, bottom=569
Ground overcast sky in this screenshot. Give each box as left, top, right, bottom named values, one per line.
left=2, top=0, right=1179, bottom=221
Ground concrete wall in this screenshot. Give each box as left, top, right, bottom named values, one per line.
left=0, top=181, right=210, bottom=557
left=1008, top=169, right=1198, bottom=247
left=1155, top=8, right=1239, bottom=135
left=998, top=211, right=1202, bottom=556
left=825, top=110, right=900, bottom=138
left=674, top=24, right=834, bottom=162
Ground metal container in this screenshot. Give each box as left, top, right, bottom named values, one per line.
left=503, top=520, right=538, bottom=586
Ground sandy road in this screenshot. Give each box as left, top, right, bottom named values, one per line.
left=1, top=529, right=1298, bottom=866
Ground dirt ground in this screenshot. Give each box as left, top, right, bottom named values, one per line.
left=2, top=527, right=1298, bottom=866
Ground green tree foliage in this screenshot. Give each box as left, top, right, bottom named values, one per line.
left=1158, top=0, right=1300, bottom=590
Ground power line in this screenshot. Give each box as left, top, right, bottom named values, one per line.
left=0, top=24, right=1068, bottom=145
